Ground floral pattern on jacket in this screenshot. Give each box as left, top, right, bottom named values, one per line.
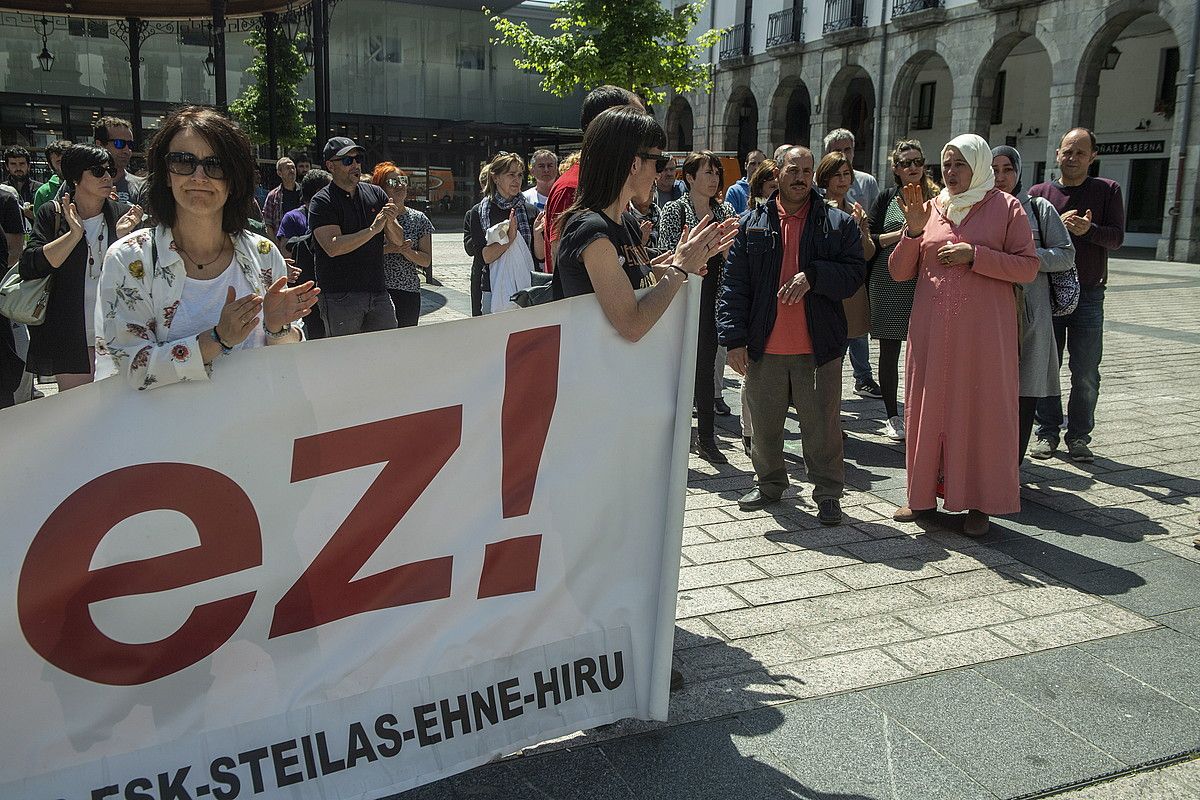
left=94, top=225, right=287, bottom=390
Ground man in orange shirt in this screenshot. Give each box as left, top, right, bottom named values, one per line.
left=718, top=147, right=867, bottom=524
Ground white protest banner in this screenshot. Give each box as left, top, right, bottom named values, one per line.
left=0, top=280, right=700, bottom=800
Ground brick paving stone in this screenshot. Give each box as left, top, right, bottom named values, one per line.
left=897, top=597, right=1027, bottom=636
left=676, top=586, right=749, bottom=618
left=676, top=631, right=810, bottom=679
left=989, top=609, right=1128, bottom=652
left=764, top=524, right=873, bottom=550
left=748, top=548, right=860, bottom=577
left=681, top=527, right=716, bottom=546
left=730, top=572, right=851, bottom=605
left=1082, top=604, right=1161, bottom=634
left=802, top=583, right=936, bottom=621
left=682, top=506, right=737, bottom=528
left=908, top=568, right=1037, bottom=602
left=825, top=558, right=947, bottom=589
left=706, top=598, right=836, bottom=640
left=699, top=515, right=806, bottom=541
left=776, top=649, right=914, bottom=697
left=788, top=615, right=926, bottom=656
left=994, top=584, right=1104, bottom=616
left=682, top=537, right=786, bottom=565
left=1149, top=535, right=1200, bottom=563
left=678, top=560, right=770, bottom=591
left=883, top=629, right=1024, bottom=673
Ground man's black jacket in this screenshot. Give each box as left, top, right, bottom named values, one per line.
left=717, top=191, right=866, bottom=367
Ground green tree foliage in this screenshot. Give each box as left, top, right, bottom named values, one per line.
left=488, top=0, right=722, bottom=106
left=230, top=27, right=315, bottom=151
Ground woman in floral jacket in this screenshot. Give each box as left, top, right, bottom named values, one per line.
left=95, top=106, right=317, bottom=390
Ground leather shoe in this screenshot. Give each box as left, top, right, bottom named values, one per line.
left=817, top=498, right=843, bottom=526
left=738, top=488, right=780, bottom=511
left=695, top=437, right=728, bottom=464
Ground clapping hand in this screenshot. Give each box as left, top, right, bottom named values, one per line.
left=215, top=286, right=264, bottom=347
left=850, top=201, right=867, bottom=227
left=1061, top=209, right=1092, bottom=236
left=533, top=211, right=546, bottom=236
left=373, top=202, right=399, bottom=232
left=639, top=217, right=653, bottom=246
left=116, top=204, right=144, bottom=238
left=263, top=275, right=320, bottom=333
left=61, top=193, right=84, bottom=237
left=672, top=215, right=739, bottom=274
left=897, top=183, right=930, bottom=235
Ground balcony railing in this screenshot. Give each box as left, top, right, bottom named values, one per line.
left=767, top=7, right=804, bottom=48
left=893, top=0, right=944, bottom=15
left=719, top=22, right=749, bottom=62
left=823, top=0, right=867, bottom=33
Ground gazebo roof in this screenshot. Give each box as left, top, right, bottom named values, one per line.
left=0, top=0, right=309, bottom=19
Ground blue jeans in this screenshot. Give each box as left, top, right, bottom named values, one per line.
left=1036, top=285, right=1104, bottom=445
left=847, top=335, right=874, bottom=384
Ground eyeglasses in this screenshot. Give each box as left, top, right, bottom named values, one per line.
left=165, top=151, right=226, bottom=180
left=384, top=176, right=408, bottom=188
left=895, top=157, right=925, bottom=169
left=87, top=164, right=117, bottom=179
left=102, top=138, right=134, bottom=150
left=339, top=154, right=365, bottom=166
left=638, top=152, right=672, bottom=172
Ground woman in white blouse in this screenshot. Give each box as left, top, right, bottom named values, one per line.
left=97, top=106, right=317, bottom=390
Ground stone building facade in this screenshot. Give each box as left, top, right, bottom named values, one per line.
left=658, top=0, right=1199, bottom=260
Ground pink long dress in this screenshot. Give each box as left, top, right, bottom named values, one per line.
left=888, top=189, right=1038, bottom=514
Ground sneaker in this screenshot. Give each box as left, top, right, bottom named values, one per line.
left=883, top=415, right=905, bottom=441
left=714, top=396, right=732, bottom=416
left=1067, top=440, right=1094, bottom=462
left=855, top=379, right=883, bottom=398
left=817, top=498, right=843, bottom=526
left=1029, top=437, right=1057, bottom=460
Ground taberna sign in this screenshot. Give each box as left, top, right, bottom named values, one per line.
left=1097, top=141, right=1165, bottom=156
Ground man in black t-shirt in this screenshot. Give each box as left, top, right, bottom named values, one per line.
left=309, top=137, right=399, bottom=337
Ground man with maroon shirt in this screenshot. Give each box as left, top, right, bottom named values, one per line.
left=1029, top=128, right=1126, bottom=462
left=543, top=85, right=643, bottom=272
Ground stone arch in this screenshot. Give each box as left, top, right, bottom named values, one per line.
left=824, top=65, right=875, bottom=169
left=768, top=76, right=812, bottom=150
left=890, top=49, right=953, bottom=138
left=969, top=32, right=1053, bottom=137
left=1074, top=0, right=1185, bottom=129
left=723, top=86, right=760, bottom=161
left=665, top=96, right=695, bottom=152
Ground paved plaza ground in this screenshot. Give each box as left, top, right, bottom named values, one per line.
left=378, top=237, right=1200, bottom=799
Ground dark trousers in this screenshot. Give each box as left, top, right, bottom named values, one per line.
left=388, top=289, right=421, bottom=328
left=470, top=259, right=486, bottom=317
left=318, top=291, right=398, bottom=337
left=1036, top=286, right=1104, bottom=445
left=878, top=338, right=903, bottom=419
left=693, top=266, right=719, bottom=441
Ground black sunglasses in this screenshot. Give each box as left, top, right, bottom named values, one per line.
left=102, top=138, right=134, bottom=150
left=895, top=157, right=925, bottom=169
left=165, top=151, right=227, bottom=180
left=339, top=154, right=365, bottom=166
left=639, top=152, right=672, bottom=172
left=87, top=164, right=117, bottom=179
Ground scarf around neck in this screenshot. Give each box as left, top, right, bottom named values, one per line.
left=937, top=133, right=995, bottom=224
left=481, top=192, right=532, bottom=249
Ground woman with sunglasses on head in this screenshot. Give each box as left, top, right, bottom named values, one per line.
left=865, top=139, right=941, bottom=441
left=96, top=106, right=317, bottom=391
left=19, top=144, right=144, bottom=391
left=658, top=151, right=738, bottom=464
left=372, top=163, right=433, bottom=328
left=463, top=152, right=545, bottom=315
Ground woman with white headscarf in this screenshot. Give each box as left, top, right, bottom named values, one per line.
left=887, top=134, right=1039, bottom=537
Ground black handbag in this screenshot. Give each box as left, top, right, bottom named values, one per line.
left=510, top=270, right=554, bottom=308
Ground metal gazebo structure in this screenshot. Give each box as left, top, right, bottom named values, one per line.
left=0, top=0, right=336, bottom=158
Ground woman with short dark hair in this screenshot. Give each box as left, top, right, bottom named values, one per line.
left=96, top=106, right=317, bottom=390
left=19, top=144, right=143, bottom=390
left=658, top=151, right=738, bottom=463
left=748, top=160, right=779, bottom=208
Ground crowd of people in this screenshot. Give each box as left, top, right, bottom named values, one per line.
left=0, top=89, right=1139, bottom=540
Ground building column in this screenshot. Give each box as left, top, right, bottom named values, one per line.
left=1042, top=80, right=1098, bottom=180
left=1159, top=93, right=1200, bottom=261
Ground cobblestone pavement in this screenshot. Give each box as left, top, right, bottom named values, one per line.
left=384, top=243, right=1200, bottom=799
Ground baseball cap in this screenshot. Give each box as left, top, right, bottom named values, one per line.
left=322, top=136, right=362, bottom=162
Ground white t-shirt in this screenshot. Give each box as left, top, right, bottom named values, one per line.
left=81, top=214, right=106, bottom=342
left=522, top=186, right=548, bottom=210
left=171, top=257, right=267, bottom=352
